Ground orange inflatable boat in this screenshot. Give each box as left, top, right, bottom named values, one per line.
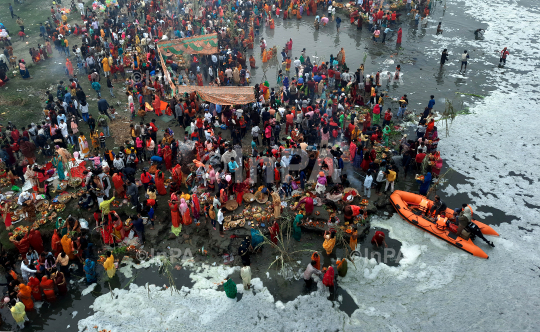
left=390, top=190, right=499, bottom=259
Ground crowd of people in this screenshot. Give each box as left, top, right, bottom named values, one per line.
left=0, top=0, right=456, bottom=326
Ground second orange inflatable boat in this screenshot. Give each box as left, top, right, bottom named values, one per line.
left=390, top=190, right=499, bottom=259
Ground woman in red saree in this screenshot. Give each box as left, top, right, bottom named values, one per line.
left=360, top=149, right=370, bottom=172
left=169, top=200, right=180, bottom=228
left=350, top=141, right=357, bottom=162
left=180, top=199, right=192, bottom=226
left=97, top=214, right=114, bottom=245
left=112, top=172, right=125, bottom=198
left=66, top=58, right=74, bottom=77
left=152, top=95, right=163, bottom=116
left=40, top=276, right=56, bottom=301
left=18, top=284, right=34, bottom=310
left=51, top=229, right=61, bottom=257
left=28, top=277, right=42, bottom=301
left=155, top=171, right=167, bottom=195
left=363, top=114, right=371, bottom=133
left=425, top=119, right=435, bottom=137
left=295, top=195, right=314, bottom=215
left=197, top=73, right=203, bottom=86
left=220, top=188, right=228, bottom=205
left=234, top=182, right=246, bottom=205
left=163, top=145, right=172, bottom=170
left=54, top=271, right=67, bottom=296
left=322, top=266, right=335, bottom=289
left=165, top=104, right=173, bottom=116
left=192, top=194, right=200, bottom=219
left=113, top=216, right=125, bottom=241
left=1, top=202, right=12, bottom=228
left=268, top=221, right=280, bottom=244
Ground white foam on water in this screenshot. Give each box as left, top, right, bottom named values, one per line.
left=78, top=266, right=351, bottom=332
left=81, top=284, right=97, bottom=296
left=119, top=256, right=162, bottom=278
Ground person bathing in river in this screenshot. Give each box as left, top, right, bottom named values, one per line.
left=436, top=22, right=443, bottom=35
left=371, top=230, right=388, bottom=248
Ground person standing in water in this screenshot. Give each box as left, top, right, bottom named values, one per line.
left=436, top=22, right=443, bottom=34
left=499, top=47, right=509, bottom=66
left=440, top=49, right=449, bottom=66
left=460, top=50, right=469, bottom=72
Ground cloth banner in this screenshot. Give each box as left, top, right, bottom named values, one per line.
left=156, top=33, right=219, bottom=56
left=175, top=86, right=256, bottom=105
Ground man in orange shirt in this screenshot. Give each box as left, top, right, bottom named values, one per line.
left=285, top=110, right=294, bottom=134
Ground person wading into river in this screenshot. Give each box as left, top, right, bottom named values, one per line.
left=440, top=49, right=449, bottom=67
left=499, top=47, right=509, bottom=66
left=460, top=50, right=470, bottom=72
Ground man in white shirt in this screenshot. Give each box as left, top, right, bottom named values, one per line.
left=18, top=191, right=32, bottom=206
left=204, top=110, right=212, bottom=123
left=303, top=260, right=323, bottom=287
left=221, top=147, right=237, bottom=166
left=293, top=57, right=301, bottom=76
left=217, top=207, right=225, bottom=237
left=364, top=170, right=373, bottom=198
left=59, top=120, right=69, bottom=138
left=225, top=67, right=233, bottom=81
left=278, top=107, right=286, bottom=118
left=213, top=195, right=221, bottom=209
left=21, top=259, right=37, bottom=283
left=113, top=155, right=125, bottom=170
left=251, top=125, right=260, bottom=145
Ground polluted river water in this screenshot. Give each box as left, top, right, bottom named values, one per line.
left=2, top=0, right=540, bottom=330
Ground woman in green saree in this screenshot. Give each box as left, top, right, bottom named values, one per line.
left=292, top=212, right=304, bottom=241
left=52, top=152, right=65, bottom=181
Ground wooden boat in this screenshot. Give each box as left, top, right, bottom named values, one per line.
left=390, top=190, right=499, bottom=259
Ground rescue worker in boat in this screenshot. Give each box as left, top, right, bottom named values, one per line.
left=453, top=204, right=495, bottom=247
left=428, top=195, right=447, bottom=217
left=455, top=203, right=473, bottom=237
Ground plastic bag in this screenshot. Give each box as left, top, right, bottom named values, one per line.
left=79, top=218, right=89, bottom=230
left=11, top=186, right=20, bottom=192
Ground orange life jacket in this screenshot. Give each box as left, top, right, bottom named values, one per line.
left=419, top=199, right=430, bottom=212
left=436, top=216, right=448, bottom=230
